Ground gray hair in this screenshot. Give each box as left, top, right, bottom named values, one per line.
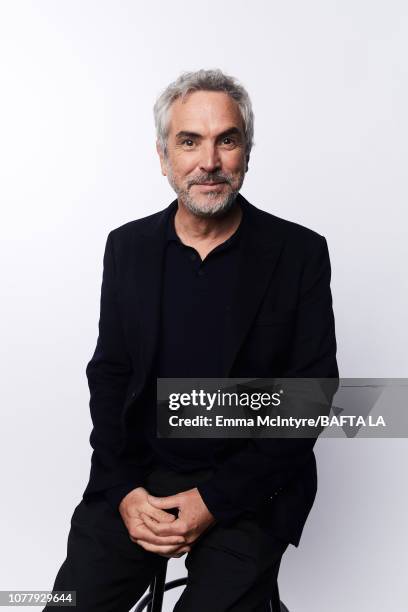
left=153, top=68, right=254, bottom=162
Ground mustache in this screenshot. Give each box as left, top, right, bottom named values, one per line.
left=188, top=174, right=231, bottom=187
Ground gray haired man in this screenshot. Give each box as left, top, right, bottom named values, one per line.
left=45, top=69, right=338, bottom=611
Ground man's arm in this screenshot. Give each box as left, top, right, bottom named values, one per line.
left=195, top=234, right=339, bottom=522
left=85, top=231, right=144, bottom=506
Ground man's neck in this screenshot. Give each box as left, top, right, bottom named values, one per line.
left=174, top=198, right=242, bottom=255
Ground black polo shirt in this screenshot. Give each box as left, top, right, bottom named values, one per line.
left=157, top=204, right=244, bottom=378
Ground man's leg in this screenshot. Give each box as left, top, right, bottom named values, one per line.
left=145, top=465, right=290, bottom=612
left=173, top=506, right=289, bottom=612
left=44, top=464, right=212, bottom=612
left=44, top=494, right=165, bottom=612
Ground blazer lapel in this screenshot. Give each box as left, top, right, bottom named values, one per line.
left=221, top=194, right=284, bottom=375
left=135, top=199, right=178, bottom=386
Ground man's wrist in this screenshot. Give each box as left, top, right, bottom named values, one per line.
left=196, top=481, right=244, bottom=524
left=104, top=483, right=143, bottom=511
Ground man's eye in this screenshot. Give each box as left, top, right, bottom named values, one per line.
left=181, top=139, right=195, bottom=146
left=222, top=137, right=235, bottom=145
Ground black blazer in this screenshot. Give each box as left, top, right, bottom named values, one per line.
left=82, top=192, right=338, bottom=546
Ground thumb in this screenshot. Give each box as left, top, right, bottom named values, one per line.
left=147, top=493, right=181, bottom=509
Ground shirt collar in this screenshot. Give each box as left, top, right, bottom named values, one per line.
left=166, top=198, right=246, bottom=248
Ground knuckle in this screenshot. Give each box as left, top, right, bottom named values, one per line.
left=163, top=546, right=175, bottom=553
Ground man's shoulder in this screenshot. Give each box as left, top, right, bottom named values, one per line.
left=243, top=196, right=327, bottom=252
left=108, top=204, right=170, bottom=240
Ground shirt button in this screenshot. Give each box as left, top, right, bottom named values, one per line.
left=189, top=252, right=197, bottom=261
left=197, top=269, right=205, bottom=276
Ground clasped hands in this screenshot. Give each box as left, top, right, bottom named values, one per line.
left=119, top=486, right=216, bottom=558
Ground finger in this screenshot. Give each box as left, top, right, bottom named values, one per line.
left=130, top=523, right=185, bottom=546
left=171, top=546, right=191, bottom=557
left=147, top=493, right=181, bottom=509
left=143, top=505, right=177, bottom=523
left=141, top=513, right=187, bottom=537
left=134, top=539, right=189, bottom=556
left=146, top=543, right=192, bottom=558
left=130, top=533, right=185, bottom=546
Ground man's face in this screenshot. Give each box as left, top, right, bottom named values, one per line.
left=157, top=90, right=248, bottom=218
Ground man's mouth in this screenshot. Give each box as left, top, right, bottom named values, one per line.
left=197, top=181, right=223, bottom=184
left=194, top=182, right=226, bottom=191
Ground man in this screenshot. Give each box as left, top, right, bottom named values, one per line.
left=46, top=69, right=338, bottom=611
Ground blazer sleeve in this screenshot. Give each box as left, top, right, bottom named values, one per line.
left=197, top=234, right=339, bottom=522
left=84, top=231, right=146, bottom=507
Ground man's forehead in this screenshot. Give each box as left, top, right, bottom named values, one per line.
left=168, top=90, right=244, bottom=134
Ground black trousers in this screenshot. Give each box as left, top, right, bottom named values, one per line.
left=45, top=465, right=289, bottom=612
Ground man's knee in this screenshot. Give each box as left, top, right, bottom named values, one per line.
left=44, top=498, right=160, bottom=611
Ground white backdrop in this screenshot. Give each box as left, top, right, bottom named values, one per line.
left=1, top=1, right=407, bottom=610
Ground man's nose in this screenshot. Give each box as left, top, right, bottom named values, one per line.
left=199, top=143, right=221, bottom=172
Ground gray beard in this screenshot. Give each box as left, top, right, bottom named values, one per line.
left=181, top=189, right=239, bottom=218
left=167, top=168, right=242, bottom=219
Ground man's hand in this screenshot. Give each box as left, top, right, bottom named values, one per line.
left=119, top=487, right=191, bottom=558
left=142, top=487, right=216, bottom=548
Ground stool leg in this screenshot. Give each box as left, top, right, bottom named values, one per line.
left=146, top=580, right=154, bottom=612
left=149, top=561, right=168, bottom=612
left=270, top=581, right=281, bottom=611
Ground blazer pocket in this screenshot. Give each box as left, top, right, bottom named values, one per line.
left=254, top=308, right=297, bottom=326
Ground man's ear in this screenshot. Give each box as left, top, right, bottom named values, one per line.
left=156, top=140, right=168, bottom=177
left=245, top=152, right=250, bottom=173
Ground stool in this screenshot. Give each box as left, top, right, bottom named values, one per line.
left=133, top=559, right=288, bottom=611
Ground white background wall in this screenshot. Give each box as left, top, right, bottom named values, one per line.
left=1, top=1, right=407, bottom=610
